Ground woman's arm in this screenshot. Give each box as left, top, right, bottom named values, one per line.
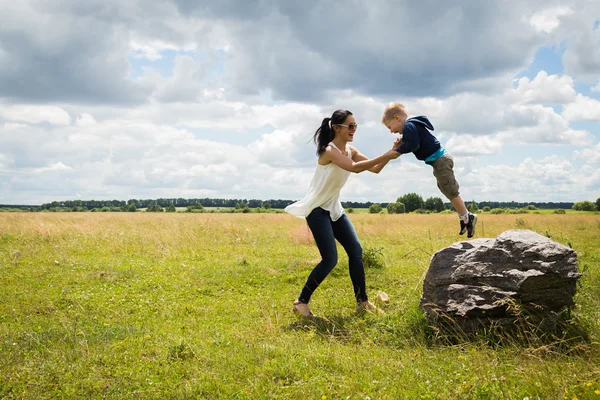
left=349, top=139, right=402, bottom=174
left=321, top=145, right=399, bottom=173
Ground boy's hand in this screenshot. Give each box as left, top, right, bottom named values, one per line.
left=392, top=137, right=402, bottom=150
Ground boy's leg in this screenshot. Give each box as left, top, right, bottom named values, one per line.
left=450, top=196, right=467, bottom=215
left=451, top=195, right=470, bottom=235
left=450, top=195, right=478, bottom=238
left=298, top=208, right=338, bottom=304
left=465, top=210, right=477, bottom=238
left=331, top=214, right=367, bottom=303
left=433, top=155, right=477, bottom=236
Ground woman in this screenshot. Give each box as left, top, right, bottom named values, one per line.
left=285, top=109, right=400, bottom=317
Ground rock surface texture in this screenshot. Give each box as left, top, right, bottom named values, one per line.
left=420, top=230, right=581, bottom=332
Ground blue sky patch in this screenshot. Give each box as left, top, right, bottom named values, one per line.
left=515, top=45, right=564, bottom=81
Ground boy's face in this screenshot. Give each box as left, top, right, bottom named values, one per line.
left=384, top=114, right=404, bottom=134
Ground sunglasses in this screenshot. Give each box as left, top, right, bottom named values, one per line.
left=337, top=123, right=358, bottom=130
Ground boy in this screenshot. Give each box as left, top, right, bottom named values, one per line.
left=382, top=102, right=477, bottom=237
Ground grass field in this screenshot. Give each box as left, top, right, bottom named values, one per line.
left=1, top=212, right=599, bottom=399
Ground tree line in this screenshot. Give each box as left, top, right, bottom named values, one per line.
left=1, top=196, right=599, bottom=212
left=32, top=198, right=591, bottom=211
left=371, top=194, right=599, bottom=214
left=32, top=198, right=296, bottom=211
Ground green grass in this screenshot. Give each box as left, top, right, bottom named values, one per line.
left=1, top=213, right=599, bottom=399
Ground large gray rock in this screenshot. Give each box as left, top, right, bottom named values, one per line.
left=420, top=230, right=581, bottom=332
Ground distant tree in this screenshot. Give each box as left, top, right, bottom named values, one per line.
left=262, top=201, right=271, bottom=209
left=526, top=204, right=537, bottom=210
left=246, top=199, right=260, bottom=208
left=146, top=204, right=164, bottom=212
left=572, top=201, right=596, bottom=211
left=397, top=193, right=424, bottom=212
left=482, top=206, right=491, bottom=212
left=467, top=200, right=479, bottom=213
left=346, top=208, right=354, bottom=213
left=425, top=197, right=445, bottom=213
left=166, top=204, right=176, bottom=212
left=126, top=203, right=137, bottom=212
left=387, top=202, right=406, bottom=214
left=396, top=203, right=406, bottom=214
left=596, top=197, right=600, bottom=211
left=369, top=204, right=382, bottom=214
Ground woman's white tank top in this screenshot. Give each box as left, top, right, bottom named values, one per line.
left=285, top=142, right=352, bottom=221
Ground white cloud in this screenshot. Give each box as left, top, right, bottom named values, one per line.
left=513, top=71, right=576, bottom=104
left=446, top=135, right=503, bottom=156
left=76, top=113, right=97, bottom=126
left=34, top=162, right=73, bottom=173
left=530, top=6, right=573, bottom=33
left=579, top=165, right=600, bottom=192
left=0, top=105, right=71, bottom=126
left=574, top=143, right=600, bottom=165
left=562, top=94, right=600, bottom=121
left=152, top=55, right=213, bottom=103
left=3, top=122, right=27, bottom=129
left=129, top=40, right=196, bottom=61
left=557, top=2, right=600, bottom=83
left=497, top=104, right=593, bottom=145
left=464, top=156, right=598, bottom=201
left=248, top=129, right=300, bottom=167
left=0, top=152, right=13, bottom=170
left=390, top=77, right=594, bottom=147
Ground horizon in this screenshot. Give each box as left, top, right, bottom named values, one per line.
left=0, top=197, right=588, bottom=208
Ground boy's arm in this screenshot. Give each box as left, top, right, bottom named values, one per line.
left=395, top=123, right=419, bottom=154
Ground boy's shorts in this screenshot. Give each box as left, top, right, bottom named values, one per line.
left=431, top=154, right=460, bottom=200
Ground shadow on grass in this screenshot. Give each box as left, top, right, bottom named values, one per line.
left=285, top=314, right=355, bottom=341
left=282, top=303, right=593, bottom=357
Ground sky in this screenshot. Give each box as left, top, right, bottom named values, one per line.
left=1, top=0, right=599, bottom=206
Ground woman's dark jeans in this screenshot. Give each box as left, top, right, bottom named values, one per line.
left=298, top=207, right=367, bottom=303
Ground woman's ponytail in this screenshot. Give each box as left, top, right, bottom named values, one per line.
left=313, top=117, right=334, bottom=156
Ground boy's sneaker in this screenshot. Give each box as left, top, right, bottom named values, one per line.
left=356, top=300, right=384, bottom=314
left=293, top=300, right=314, bottom=317
left=459, top=218, right=467, bottom=235
left=466, top=213, right=478, bottom=238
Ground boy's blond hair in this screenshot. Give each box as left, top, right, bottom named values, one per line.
left=381, top=102, right=407, bottom=124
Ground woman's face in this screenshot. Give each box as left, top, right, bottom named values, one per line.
left=335, top=115, right=358, bottom=142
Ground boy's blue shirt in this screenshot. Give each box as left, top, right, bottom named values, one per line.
left=395, top=116, right=444, bottom=164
